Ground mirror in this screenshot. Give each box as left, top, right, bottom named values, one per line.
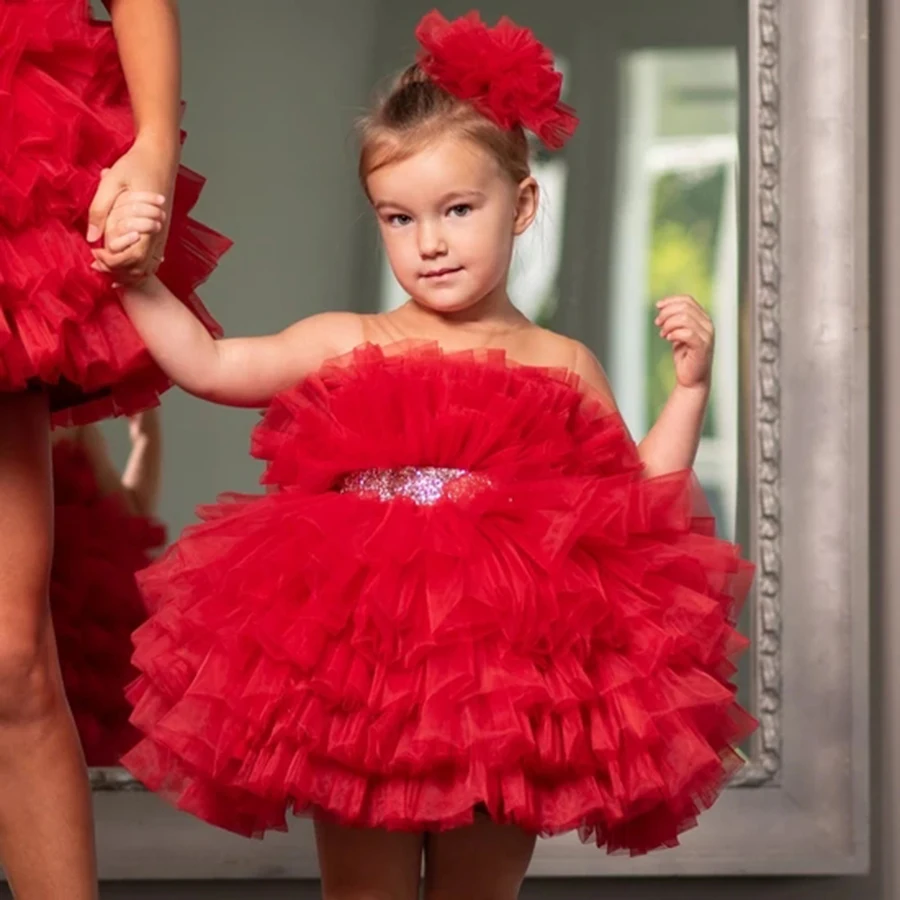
left=82, top=0, right=749, bottom=788
left=73, top=0, right=869, bottom=884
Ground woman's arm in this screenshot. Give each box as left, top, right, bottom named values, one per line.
left=107, top=0, right=181, bottom=147
left=88, top=0, right=181, bottom=279
left=120, top=410, right=163, bottom=517
left=75, top=419, right=159, bottom=517
left=73, top=426, right=141, bottom=515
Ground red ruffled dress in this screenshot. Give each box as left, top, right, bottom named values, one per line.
left=0, top=0, right=231, bottom=426
left=51, top=437, right=164, bottom=766
left=122, top=343, right=756, bottom=855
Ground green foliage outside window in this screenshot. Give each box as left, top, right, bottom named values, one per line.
left=646, top=166, right=726, bottom=440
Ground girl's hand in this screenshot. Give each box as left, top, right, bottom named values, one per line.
left=90, top=191, right=167, bottom=278
left=86, top=136, right=178, bottom=283
left=654, top=295, right=715, bottom=389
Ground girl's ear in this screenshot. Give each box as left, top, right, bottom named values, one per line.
left=513, top=176, right=539, bottom=235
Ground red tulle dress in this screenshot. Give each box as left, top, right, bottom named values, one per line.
left=122, top=343, right=756, bottom=855
left=0, top=0, right=231, bottom=426
left=51, top=437, right=164, bottom=766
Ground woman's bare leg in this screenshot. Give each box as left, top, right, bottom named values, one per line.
left=0, top=393, right=96, bottom=898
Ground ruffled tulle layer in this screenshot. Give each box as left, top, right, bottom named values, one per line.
left=122, top=343, right=755, bottom=854
left=51, top=439, right=164, bottom=765
left=0, top=0, right=231, bottom=425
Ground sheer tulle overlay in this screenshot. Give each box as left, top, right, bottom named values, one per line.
left=123, top=343, right=756, bottom=855
left=51, top=439, right=164, bottom=766
left=0, top=0, right=231, bottom=425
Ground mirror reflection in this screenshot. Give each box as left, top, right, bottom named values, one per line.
left=80, top=0, right=748, bottom=781
left=52, top=413, right=162, bottom=767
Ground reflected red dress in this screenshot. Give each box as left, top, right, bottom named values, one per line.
left=0, top=0, right=231, bottom=426
left=51, top=438, right=164, bottom=766
left=122, top=343, right=756, bottom=855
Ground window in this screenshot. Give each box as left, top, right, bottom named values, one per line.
left=609, top=48, right=740, bottom=538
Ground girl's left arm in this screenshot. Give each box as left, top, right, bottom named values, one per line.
left=634, top=382, right=709, bottom=477
left=572, top=294, right=714, bottom=478
left=638, top=295, right=714, bottom=476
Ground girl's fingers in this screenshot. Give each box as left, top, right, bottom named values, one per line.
left=656, top=294, right=701, bottom=311
left=657, top=309, right=713, bottom=334
left=113, top=216, right=163, bottom=237
left=658, top=312, right=696, bottom=332
left=114, top=202, right=167, bottom=222
left=111, top=192, right=167, bottom=210
left=106, top=231, right=142, bottom=253
left=664, top=327, right=701, bottom=345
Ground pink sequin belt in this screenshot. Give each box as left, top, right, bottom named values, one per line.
left=337, top=467, right=493, bottom=506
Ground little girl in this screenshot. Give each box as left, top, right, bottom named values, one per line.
left=51, top=411, right=164, bottom=767
left=111, top=11, right=754, bottom=898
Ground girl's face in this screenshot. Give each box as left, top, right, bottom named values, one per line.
left=367, top=134, right=538, bottom=315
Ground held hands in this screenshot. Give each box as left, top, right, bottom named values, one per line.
left=87, top=138, right=176, bottom=283
left=90, top=190, right=168, bottom=283
left=654, top=295, right=714, bottom=389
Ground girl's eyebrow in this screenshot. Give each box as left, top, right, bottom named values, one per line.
left=373, top=189, right=486, bottom=212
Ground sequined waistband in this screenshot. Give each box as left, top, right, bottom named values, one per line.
left=337, top=467, right=493, bottom=506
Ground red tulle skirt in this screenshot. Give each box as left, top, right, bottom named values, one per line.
left=0, top=0, right=232, bottom=426
left=122, top=343, right=756, bottom=855
left=51, top=438, right=164, bottom=765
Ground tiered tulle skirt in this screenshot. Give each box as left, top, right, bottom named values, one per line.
left=0, top=0, right=231, bottom=425
left=122, top=343, right=756, bottom=854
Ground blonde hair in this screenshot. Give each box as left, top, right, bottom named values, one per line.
left=357, top=64, right=531, bottom=193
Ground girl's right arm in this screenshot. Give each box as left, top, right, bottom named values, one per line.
left=120, top=276, right=362, bottom=407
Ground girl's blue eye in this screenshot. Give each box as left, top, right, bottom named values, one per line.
left=388, top=214, right=412, bottom=226
left=449, top=204, right=472, bottom=217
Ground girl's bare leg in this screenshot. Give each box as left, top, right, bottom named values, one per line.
left=315, top=819, right=424, bottom=900
left=423, top=813, right=535, bottom=900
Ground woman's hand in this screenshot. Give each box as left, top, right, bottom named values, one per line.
left=90, top=189, right=168, bottom=281
left=87, top=136, right=178, bottom=283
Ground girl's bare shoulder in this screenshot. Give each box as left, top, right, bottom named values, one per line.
left=511, top=326, right=617, bottom=406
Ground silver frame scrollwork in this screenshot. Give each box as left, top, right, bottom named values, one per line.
left=737, top=0, right=782, bottom=792
left=87, top=0, right=869, bottom=879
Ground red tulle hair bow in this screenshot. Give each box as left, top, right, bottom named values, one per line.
left=414, top=10, right=578, bottom=150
